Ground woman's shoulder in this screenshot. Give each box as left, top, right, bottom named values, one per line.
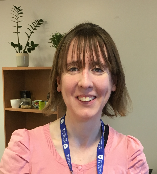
left=108, top=126, right=144, bottom=150
left=7, top=123, right=50, bottom=150
left=107, top=126, right=149, bottom=173
left=0, top=126, right=45, bottom=173
left=1, top=124, right=50, bottom=159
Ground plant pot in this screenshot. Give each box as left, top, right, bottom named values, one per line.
left=16, top=53, right=29, bottom=67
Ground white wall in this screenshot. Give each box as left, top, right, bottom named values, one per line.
left=0, top=0, right=157, bottom=172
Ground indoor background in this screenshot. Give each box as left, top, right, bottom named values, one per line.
left=0, top=0, right=157, bottom=173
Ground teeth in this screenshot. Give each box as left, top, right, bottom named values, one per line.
left=78, top=96, right=95, bottom=102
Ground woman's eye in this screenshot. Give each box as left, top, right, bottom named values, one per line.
left=94, top=68, right=103, bottom=72
left=68, top=67, right=79, bottom=72
left=92, top=67, right=104, bottom=73
left=67, top=67, right=79, bottom=74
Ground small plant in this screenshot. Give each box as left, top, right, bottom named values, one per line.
left=48, top=32, right=64, bottom=49
left=10, top=5, right=44, bottom=53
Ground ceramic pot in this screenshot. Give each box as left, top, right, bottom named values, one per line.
left=16, top=53, right=29, bottom=67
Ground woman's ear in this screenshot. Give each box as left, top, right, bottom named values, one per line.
left=112, top=84, right=116, bottom=91
left=57, top=77, right=61, bottom=92
left=112, top=75, right=117, bottom=92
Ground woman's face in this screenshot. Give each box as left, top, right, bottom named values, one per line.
left=57, top=43, right=116, bottom=120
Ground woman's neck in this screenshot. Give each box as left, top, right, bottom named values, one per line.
left=64, top=112, right=102, bottom=148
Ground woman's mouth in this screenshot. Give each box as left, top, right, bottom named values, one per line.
left=77, top=96, right=96, bottom=102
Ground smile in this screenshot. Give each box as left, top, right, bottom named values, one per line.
left=77, top=96, right=96, bottom=102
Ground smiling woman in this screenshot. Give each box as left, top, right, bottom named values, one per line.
left=44, top=23, right=130, bottom=118
left=0, top=23, right=149, bottom=174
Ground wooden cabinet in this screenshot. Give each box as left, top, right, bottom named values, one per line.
left=2, top=67, right=62, bottom=147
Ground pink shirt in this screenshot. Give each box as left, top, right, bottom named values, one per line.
left=0, top=124, right=149, bottom=174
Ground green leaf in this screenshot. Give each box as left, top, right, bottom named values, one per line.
left=27, top=28, right=31, bottom=31
left=31, top=41, right=34, bottom=46
left=11, top=42, right=15, bottom=47
left=49, top=32, right=64, bottom=48
left=25, top=32, right=28, bottom=36
left=39, top=19, right=44, bottom=22
left=27, top=48, right=31, bottom=53
left=29, top=24, right=34, bottom=30
left=32, top=22, right=36, bottom=26
left=11, top=42, right=19, bottom=48
left=34, top=44, right=39, bottom=47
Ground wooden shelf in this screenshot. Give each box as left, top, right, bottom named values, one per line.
left=2, top=67, right=63, bottom=147
left=2, top=67, right=51, bottom=70
left=5, top=108, right=58, bottom=114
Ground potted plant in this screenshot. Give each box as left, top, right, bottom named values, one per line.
left=10, top=5, right=44, bottom=67
left=48, top=32, right=64, bottom=49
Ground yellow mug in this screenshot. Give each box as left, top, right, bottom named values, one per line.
left=39, top=101, right=45, bottom=110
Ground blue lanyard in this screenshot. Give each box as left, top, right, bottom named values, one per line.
left=60, top=115, right=105, bottom=174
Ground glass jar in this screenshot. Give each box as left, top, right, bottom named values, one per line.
left=20, top=98, right=31, bottom=109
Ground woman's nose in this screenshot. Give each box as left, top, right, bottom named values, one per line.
left=78, top=69, right=93, bottom=88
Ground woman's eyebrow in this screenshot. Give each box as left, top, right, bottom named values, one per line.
left=66, top=60, right=107, bottom=69
left=90, top=60, right=106, bottom=67
left=67, top=60, right=81, bottom=66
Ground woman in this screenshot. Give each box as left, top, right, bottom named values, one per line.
left=0, top=23, right=149, bottom=173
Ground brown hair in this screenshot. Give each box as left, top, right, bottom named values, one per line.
left=43, top=22, right=131, bottom=117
